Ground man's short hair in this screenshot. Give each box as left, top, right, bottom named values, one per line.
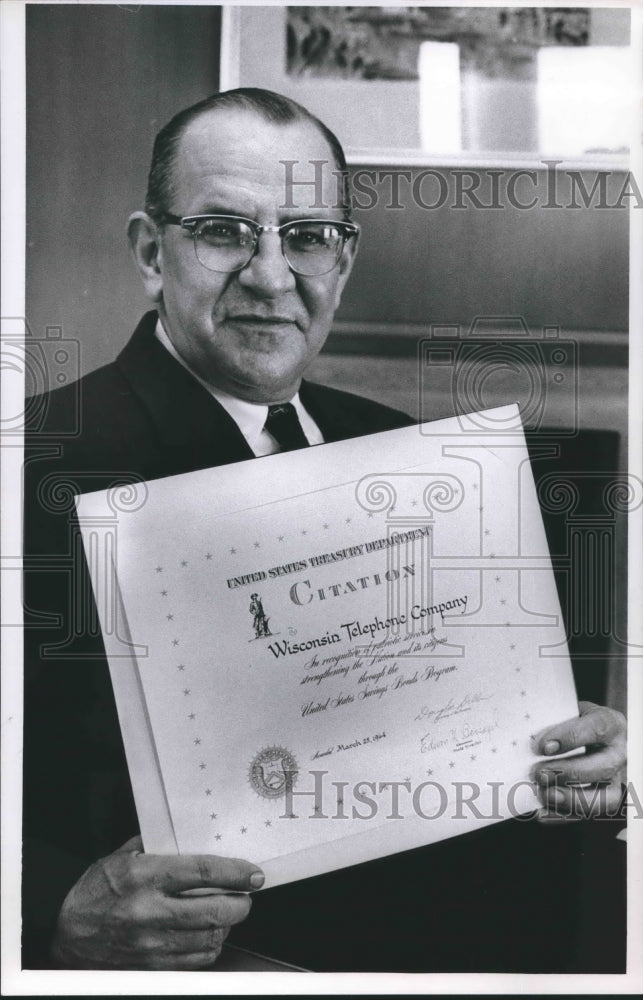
left=145, top=87, right=351, bottom=222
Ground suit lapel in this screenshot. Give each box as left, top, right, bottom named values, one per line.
left=300, top=379, right=371, bottom=443
left=116, top=312, right=255, bottom=469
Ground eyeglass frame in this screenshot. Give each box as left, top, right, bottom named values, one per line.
left=155, top=212, right=360, bottom=276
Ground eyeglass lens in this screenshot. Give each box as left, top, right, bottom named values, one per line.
left=192, top=219, right=346, bottom=276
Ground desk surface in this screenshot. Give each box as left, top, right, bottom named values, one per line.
left=213, top=943, right=308, bottom=972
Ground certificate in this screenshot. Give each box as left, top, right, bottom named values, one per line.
left=76, top=405, right=578, bottom=887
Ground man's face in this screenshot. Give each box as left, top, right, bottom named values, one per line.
left=153, top=108, right=356, bottom=403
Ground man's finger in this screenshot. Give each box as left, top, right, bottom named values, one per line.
left=169, top=952, right=226, bottom=971
left=127, top=923, right=230, bottom=956
left=129, top=949, right=226, bottom=971
left=167, top=894, right=253, bottom=932
left=533, top=702, right=625, bottom=755
left=171, top=925, right=229, bottom=958
left=537, top=777, right=624, bottom=819
left=113, top=835, right=144, bottom=854
left=532, top=745, right=625, bottom=787
left=147, top=854, right=265, bottom=895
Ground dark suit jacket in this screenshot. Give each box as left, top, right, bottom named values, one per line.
left=23, top=312, right=624, bottom=972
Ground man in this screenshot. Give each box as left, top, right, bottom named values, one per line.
left=23, top=88, right=626, bottom=972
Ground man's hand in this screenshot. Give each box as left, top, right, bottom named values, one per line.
left=531, top=701, right=626, bottom=821
left=51, top=836, right=264, bottom=969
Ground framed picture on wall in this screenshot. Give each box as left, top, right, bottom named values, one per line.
left=220, top=4, right=631, bottom=167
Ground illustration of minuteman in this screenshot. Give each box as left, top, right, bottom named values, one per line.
left=250, top=593, right=272, bottom=638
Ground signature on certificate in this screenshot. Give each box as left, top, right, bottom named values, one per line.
left=414, top=690, right=490, bottom=725
left=420, top=714, right=500, bottom=754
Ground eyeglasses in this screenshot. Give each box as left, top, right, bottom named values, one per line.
left=157, top=213, right=359, bottom=277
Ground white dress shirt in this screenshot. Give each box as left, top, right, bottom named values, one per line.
left=154, top=319, right=324, bottom=456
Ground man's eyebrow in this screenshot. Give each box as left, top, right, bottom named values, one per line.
left=187, top=207, right=342, bottom=224
left=188, top=204, right=249, bottom=217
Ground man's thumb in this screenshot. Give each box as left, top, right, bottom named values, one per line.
left=114, top=834, right=144, bottom=854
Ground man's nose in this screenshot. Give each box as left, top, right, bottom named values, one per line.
left=236, top=231, right=297, bottom=296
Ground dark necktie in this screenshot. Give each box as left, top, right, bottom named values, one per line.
left=264, top=403, right=310, bottom=452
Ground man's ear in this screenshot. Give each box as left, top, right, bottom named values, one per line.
left=127, top=212, right=164, bottom=303
left=334, top=231, right=359, bottom=310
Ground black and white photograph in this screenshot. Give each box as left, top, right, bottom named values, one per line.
left=2, top=0, right=642, bottom=993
